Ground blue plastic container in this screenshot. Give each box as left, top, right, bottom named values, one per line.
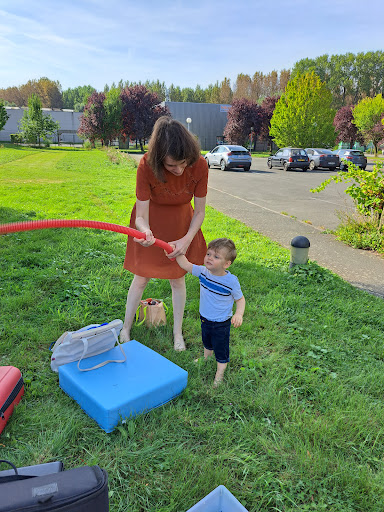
left=59, top=340, right=188, bottom=432
left=186, top=485, right=248, bottom=512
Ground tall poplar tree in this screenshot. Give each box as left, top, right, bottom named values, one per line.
left=270, top=72, right=336, bottom=148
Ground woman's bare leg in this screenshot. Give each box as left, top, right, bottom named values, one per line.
left=169, top=276, right=186, bottom=351
left=120, top=275, right=150, bottom=343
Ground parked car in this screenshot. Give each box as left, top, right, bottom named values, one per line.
left=334, top=149, right=367, bottom=171
left=267, top=148, right=310, bottom=171
left=305, top=148, right=339, bottom=170
left=205, top=145, right=252, bottom=171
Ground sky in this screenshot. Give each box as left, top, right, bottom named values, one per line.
left=1, top=0, right=383, bottom=93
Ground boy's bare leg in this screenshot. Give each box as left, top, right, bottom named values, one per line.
left=204, top=348, right=214, bottom=359
left=213, top=362, right=228, bottom=387
left=120, top=275, right=150, bottom=343
left=169, top=276, right=186, bottom=351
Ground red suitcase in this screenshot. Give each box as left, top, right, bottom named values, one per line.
left=0, top=366, right=24, bottom=435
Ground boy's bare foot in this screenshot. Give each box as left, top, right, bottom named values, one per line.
left=120, top=328, right=131, bottom=343
left=174, top=335, right=186, bottom=351
left=213, top=377, right=223, bottom=388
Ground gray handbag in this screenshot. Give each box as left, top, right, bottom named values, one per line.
left=50, top=319, right=126, bottom=372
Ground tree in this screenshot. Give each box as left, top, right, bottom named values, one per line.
left=120, top=85, right=169, bottom=151
left=103, top=87, right=123, bottom=145
left=168, top=84, right=182, bottom=102
left=224, top=98, right=265, bottom=147
left=0, top=100, right=9, bottom=131
left=181, top=87, right=195, bottom=102
left=233, top=73, right=252, bottom=100
left=19, top=94, right=59, bottom=146
left=353, top=94, right=384, bottom=157
left=292, top=51, right=384, bottom=108
left=62, top=85, right=96, bottom=111
left=77, top=91, right=106, bottom=146
left=333, top=105, right=363, bottom=148
left=219, top=78, right=232, bottom=105
left=194, top=85, right=206, bottom=103
left=260, top=96, right=280, bottom=152
left=270, top=72, right=336, bottom=148
left=205, top=82, right=220, bottom=104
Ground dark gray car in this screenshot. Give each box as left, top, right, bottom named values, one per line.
left=305, top=148, right=339, bottom=170
left=267, top=147, right=310, bottom=171
left=334, top=149, right=367, bottom=171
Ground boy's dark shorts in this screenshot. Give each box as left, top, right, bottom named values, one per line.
left=200, top=315, right=231, bottom=363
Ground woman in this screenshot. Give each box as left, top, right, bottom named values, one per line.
left=120, top=116, right=208, bottom=350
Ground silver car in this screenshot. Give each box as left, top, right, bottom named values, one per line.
left=305, top=148, right=340, bottom=170
left=205, top=145, right=252, bottom=171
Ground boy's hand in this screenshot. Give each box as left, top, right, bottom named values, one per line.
left=231, top=313, right=243, bottom=328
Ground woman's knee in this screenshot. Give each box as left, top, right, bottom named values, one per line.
left=131, top=275, right=150, bottom=291
left=169, top=276, right=186, bottom=291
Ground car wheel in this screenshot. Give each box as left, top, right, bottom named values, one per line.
left=245, top=166, right=251, bottom=172
left=283, top=162, right=289, bottom=172
left=362, top=166, right=366, bottom=170
left=267, top=159, right=272, bottom=169
left=220, top=159, right=227, bottom=171
left=309, top=160, right=316, bottom=170
left=302, top=167, right=308, bottom=172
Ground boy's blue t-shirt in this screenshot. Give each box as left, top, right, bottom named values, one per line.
left=192, top=265, right=243, bottom=322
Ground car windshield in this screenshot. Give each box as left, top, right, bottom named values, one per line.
left=349, top=151, right=364, bottom=156
left=315, top=149, right=333, bottom=154
left=291, top=149, right=306, bottom=156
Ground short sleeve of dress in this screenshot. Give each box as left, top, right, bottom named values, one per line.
left=193, top=157, right=209, bottom=198
left=136, top=156, right=151, bottom=201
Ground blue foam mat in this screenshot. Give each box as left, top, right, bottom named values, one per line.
left=186, top=485, right=248, bottom=512
left=59, top=340, right=188, bottom=432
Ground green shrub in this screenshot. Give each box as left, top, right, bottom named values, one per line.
left=10, top=133, right=23, bottom=144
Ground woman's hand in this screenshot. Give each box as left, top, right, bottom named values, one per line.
left=166, top=235, right=191, bottom=259
left=134, top=228, right=155, bottom=247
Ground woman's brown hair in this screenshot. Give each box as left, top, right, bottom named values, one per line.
left=147, top=116, right=201, bottom=182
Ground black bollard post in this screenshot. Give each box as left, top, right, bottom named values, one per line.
left=289, top=236, right=310, bottom=269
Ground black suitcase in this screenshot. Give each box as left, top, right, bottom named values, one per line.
left=0, top=460, right=64, bottom=478
left=0, top=462, right=109, bottom=511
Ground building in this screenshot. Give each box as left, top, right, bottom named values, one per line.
left=163, top=101, right=231, bottom=150
left=0, top=107, right=83, bottom=144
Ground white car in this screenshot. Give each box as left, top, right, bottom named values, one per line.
left=205, top=145, right=252, bottom=171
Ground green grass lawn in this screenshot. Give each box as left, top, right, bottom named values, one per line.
left=1, top=145, right=384, bottom=511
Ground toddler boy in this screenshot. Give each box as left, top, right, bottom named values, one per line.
left=176, top=238, right=245, bottom=386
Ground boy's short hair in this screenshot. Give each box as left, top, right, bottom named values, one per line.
left=207, top=238, right=237, bottom=263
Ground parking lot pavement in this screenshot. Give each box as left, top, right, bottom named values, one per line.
left=207, top=158, right=384, bottom=298
left=128, top=152, right=384, bottom=298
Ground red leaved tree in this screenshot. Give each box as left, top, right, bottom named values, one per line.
left=78, top=92, right=106, bottom=146
left=260, top=96, right=280, bottom=153
left=120, top=85, right=170, bottom=151
left=224, top=98, right=265, bottom=148
left=333, top=105, right=363, bottom=148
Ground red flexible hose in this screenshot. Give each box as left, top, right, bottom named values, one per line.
left=0, top=219, right=174, bottom=255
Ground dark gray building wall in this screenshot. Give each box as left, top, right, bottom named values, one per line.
left=0, top=107, right=82, bottom=143
left=164, top=102, right=230, bottom=150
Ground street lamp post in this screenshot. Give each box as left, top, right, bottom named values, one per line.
left=186, top=117, right=192, bottom=132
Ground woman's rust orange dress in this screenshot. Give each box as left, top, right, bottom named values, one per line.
left=123, top=154, right=208, bottom=279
